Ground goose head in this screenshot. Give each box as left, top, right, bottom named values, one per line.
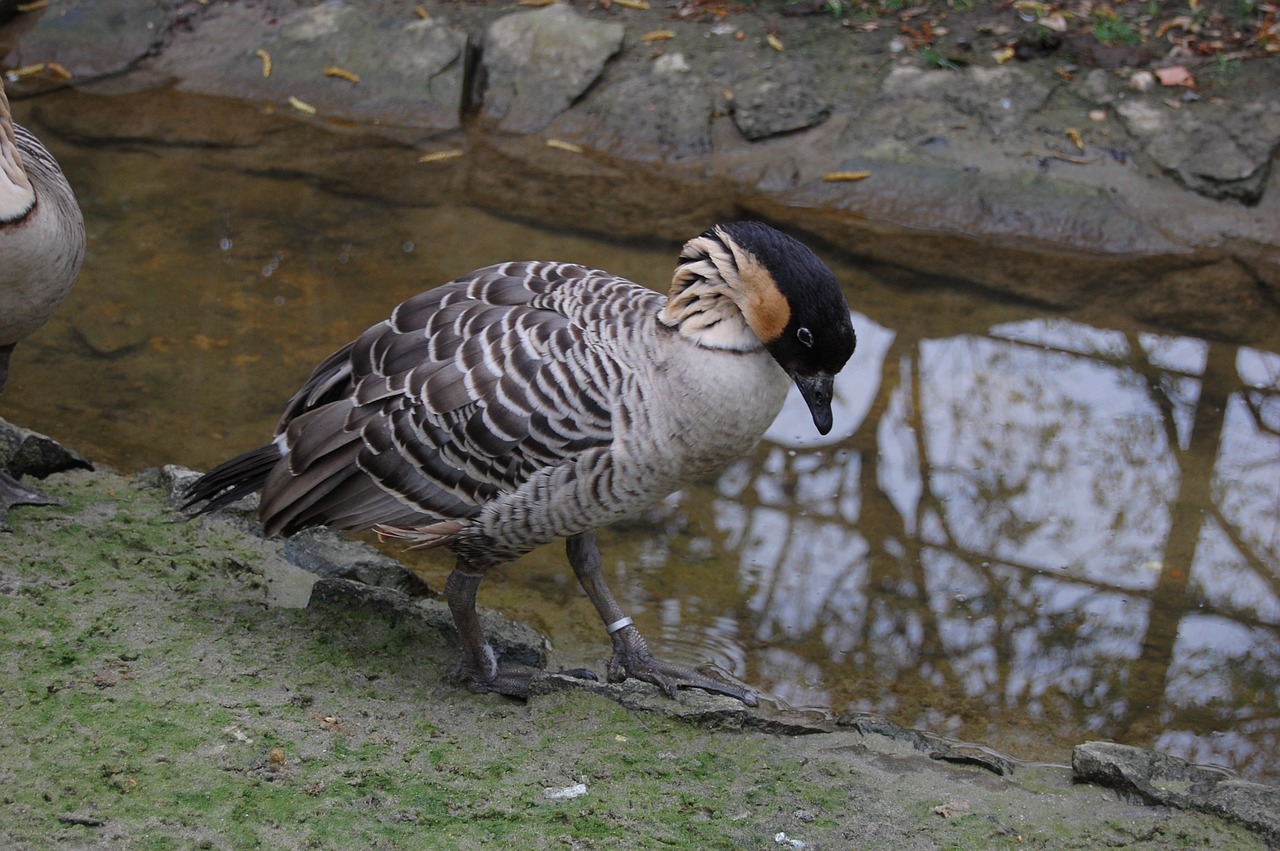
left=662, top=221, right=857, bottom=435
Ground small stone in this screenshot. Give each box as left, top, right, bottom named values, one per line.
left=1129, top=70, right=1156, bottom=92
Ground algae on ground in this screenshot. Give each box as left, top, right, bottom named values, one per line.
left=0, top=469, right=1267, bottom=849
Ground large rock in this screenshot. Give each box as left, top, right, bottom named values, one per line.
left=730, top=61, right=830, bottom=141
left=548, top=62, right=717, bottom=163
left=1, top=0, right=168, bottom=82
left=153, top=1, right=467, bottom=134
left=1073, top=741, right=1280, bottom=846
left=0, top=417, right=91, bottom=480
left=480, top=4, right=624, bottom=134
left=1116, top=95, right=1280, bottom=204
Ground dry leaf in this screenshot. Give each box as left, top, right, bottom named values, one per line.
left=1155, top=65, right=1196, bottom=88
left=823, top=170, right=871, bottom=182
left=766, top=33, right=784, bottom=51
left=288, top=96, right=317, bottom=115
left=417, top=150, right=465, bottom=163
left=640, top=30, right=676, bottom=42
left=614, top=0, right=649, bottom=8
left=546, top=139, right=585, bottom=154
left=1064, top=127, right=1084, bottom=151
left=324, top=66, right=361, bottom=83
left=992, top=46, right=1015, bottom=64
left=9, top=63, right=46, bottom=78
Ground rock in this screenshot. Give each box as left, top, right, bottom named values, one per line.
left=0, top=416, right=92, bottom=480
left=284, top=529, right=428, bottom=597
left=1073, top=741, right=1280, bottom=846
left=480, top=4, right=624, bottom=134
left=549, top=71, right=716, bottom=163
left=862, top=63, right=1054, bottom=140
left=730, top=62, right=830, bottom=141
left=530, top=673, right=831, bottom=734
left=1, top=0, right=168, bottom=83
left=154, top=1, right=467, bottom=134
left=1116, top=95, right=1280, bottom=204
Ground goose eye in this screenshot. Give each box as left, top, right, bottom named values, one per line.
left=797, top=327, right=814, bottom=348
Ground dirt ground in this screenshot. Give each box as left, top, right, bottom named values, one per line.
left=0, top=467, right=1270, bottom=849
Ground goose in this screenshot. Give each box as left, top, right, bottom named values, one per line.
left=0, top=78, right=85, bottom=521
left=186, top=221, right=857, bottom=704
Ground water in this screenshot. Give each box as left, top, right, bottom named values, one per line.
left=6, top=92, right=1278, bottom=783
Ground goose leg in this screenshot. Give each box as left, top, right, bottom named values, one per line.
left=566, top=532, right=757, bottom=706
left=444, top=562, right=532, bottom=697
left=443, top=561, right=595, bottom=698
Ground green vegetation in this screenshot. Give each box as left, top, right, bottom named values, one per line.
left=0, top=470, right=1267, bottom=849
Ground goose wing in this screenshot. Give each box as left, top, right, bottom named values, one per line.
left=259, top=261, right=654, bottom=536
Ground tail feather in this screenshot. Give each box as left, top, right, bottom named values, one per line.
left=183, top=444, right=281, bottom=514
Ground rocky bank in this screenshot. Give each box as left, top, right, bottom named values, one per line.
left=1, top=0, right=1278, bottom=344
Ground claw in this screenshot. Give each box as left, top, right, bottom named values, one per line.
left=607, top=625, right=757, bottom=706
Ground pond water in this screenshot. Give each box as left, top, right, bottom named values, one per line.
left=6, top=92, right=1279, bottom=784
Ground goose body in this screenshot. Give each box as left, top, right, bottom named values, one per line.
left=188, top=222, right=856, bottom=703
left=0, top=79, right=85, bottom=520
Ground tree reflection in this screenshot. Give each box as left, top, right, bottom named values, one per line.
left=678, top=314, right=1279, bottom=782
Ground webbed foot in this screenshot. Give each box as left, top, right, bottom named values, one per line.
left=606, top=624, right=757, bottom=706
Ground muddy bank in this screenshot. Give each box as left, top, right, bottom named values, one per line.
left=1, top=0, right=1278, bottom=344
left=1, top=434, right=1277, bottom=848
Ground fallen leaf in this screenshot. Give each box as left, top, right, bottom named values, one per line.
left=1039, top=12, right=1068, bottom=32
left=1065, top=127, right=1084, bottom=151
left=1155, top=65, right=1196, bottom=88
left=766, top=33, right=784, bottom=51
left=823, top=170, right=871, bottom=182
left=323, top=66, right=361, bottom=83
left=417, top=149, right=465, bottom=163
left=546, top=139, right=585, bottom=154
left=640, top=30, right=676, bottom=42
left=992, top=46, right=1015, bottom=64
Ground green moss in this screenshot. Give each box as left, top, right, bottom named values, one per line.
left=0, top=470, right=1268, bottom=849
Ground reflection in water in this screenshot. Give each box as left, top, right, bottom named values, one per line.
left=5, top=96, right=1278, bottom=782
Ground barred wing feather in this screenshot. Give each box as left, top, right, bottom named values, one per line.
left=258, top=261, right=652, bottom=537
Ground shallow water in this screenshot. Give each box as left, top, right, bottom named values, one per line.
left=7, top=94, right=1279, bottom=783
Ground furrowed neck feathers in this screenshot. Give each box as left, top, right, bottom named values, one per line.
left=659, top=226, right=790, bottom=352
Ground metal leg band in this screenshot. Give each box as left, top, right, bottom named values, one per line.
left=604, top=616, right=634, bottom=635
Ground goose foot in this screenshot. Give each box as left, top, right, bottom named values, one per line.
left=450, top=661, right=598, bottom=699
left=605, top=625, right=757, bottom=706
left=0, top=470, right=61, bottom=529
left=565, top=531, right=757, bottom=706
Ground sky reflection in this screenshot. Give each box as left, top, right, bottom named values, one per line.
left=730, top=315, right=1280, bottom=780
